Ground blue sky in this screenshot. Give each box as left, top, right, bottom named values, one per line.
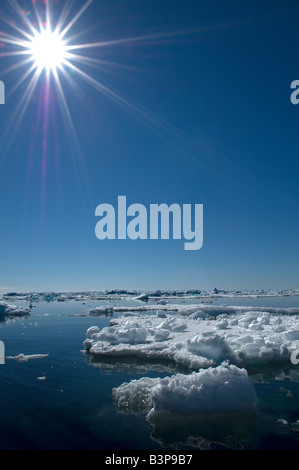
left=0, top=0, right=299, bottom=293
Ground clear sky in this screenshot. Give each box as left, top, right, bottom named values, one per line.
left=0, top=0, right=299, bottom=293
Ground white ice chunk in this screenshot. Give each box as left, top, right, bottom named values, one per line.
left=158, top=318, right=187, bottom=332
left=134, top=293, right=149, bottom=301
left=113, top=363, right=257, bottom=417
left=216, top=319, right=229, bottom=329
left=88, top=306, right=114, bottom=316
left=189, top=310, right=208, bottom=320
left=113, top=377, right=160, bottom=414
left=186, top=335, right=237, bottom=363
left=0, top=302, right=30, bottom=318
left=117, top=327, right=148, bottom=344
left=154, top=329, right=170, bottom=342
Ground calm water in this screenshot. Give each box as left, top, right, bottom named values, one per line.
left=0, top=296, right=298, bottom=450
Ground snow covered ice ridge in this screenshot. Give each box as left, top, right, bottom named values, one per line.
left=87, top=303, right=299, bottom=316
left=84, top=308, right=299, bottom=368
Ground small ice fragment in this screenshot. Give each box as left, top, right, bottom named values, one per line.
left=88, top=306, right=114, bottom=316
left=6, top=353, right=49, bottom=362
left=154, top=329, right=170, bottom=342
left=171, top=322, right=188, bottom=332
left=189, top=311, right=208, bottom=320
left=134, top=294, right=149, bottom=302
left=277, top=419, right=288, bottom=426
left=216, top=319, right=229, bottom=329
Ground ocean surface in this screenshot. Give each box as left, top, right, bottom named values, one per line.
left=0, top=294, right=298, bottom=450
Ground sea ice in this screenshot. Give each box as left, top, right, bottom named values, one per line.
left=88, top=302, right=299, bottom=317
left=6, top=353, right=49, bottom=362
left=113, top=377, right=161, bottom=415
left=84, top=307, right=299, bottom=368
left=113, top=363, right=257, bottom=416
left=85, top=301, right=298, bottom=435
left=0, top=302, right=31, bottom=319
left=88, top=306, right=114, bottom=316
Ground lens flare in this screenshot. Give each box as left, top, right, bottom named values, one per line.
left=0, top=0, right=208, bottom=170
left=30, top=28, right=66, bottom=71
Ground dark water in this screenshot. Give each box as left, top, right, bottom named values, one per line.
left=0, top=297, right=298, bottom=450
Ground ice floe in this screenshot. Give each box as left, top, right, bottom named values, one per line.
left=0, top=302, right=31, bottom=320
left=111, top=361, right=261, bottom=449
left=84, top=307, right=299, bottom=368
left=113, top=363, right=257, bottom=416
left=111, top=362, right=263, bottom=449
left=6, top=353, right=49, bottom=362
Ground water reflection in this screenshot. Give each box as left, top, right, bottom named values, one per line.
left=85, top=352, right=187, bottom=375
left=147, top=410, right=257, bottom=450
left=0, top=312, right=30, bottom=324
left=246, top=364, right=299, bottom=384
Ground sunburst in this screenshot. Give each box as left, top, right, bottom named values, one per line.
left=0, top=0, right=210, bottom=134
left=0, top=0, right=217, bottom=196
left=29, top=27, right=67, bottom=71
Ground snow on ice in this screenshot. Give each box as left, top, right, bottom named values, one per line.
left=84, top=306, right=299, bottom=368
left=113, top=363, right=257, bottom=416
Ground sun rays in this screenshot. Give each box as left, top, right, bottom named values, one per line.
left=0, top=0, right=223, bottom=197
left=0, top=0, right=211, bottom=140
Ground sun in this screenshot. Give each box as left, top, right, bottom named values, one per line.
left=0, top=0, right=201, bottom=155
left=29, top=28, right=67, bottom=72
